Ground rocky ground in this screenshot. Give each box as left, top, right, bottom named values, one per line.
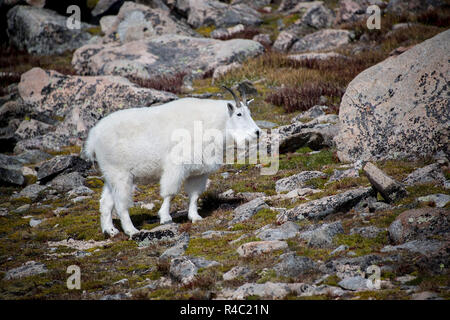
left=0, top=0, right=449, bottom=300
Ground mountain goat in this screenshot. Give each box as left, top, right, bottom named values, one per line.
left=84, top=87, right=261, bottom=237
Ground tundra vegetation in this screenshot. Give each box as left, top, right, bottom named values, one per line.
left=0, top=0, right=449, bottom=300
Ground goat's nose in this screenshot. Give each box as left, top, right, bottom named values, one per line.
left=255, top=130, right=260, bottom=138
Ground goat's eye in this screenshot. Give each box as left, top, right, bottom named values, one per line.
left=237, top=113, right=242, bottom=117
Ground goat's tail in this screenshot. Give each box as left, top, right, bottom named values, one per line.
left=82, top=127, right=97, bottom=163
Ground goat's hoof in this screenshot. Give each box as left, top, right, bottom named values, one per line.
left=189, top=215, right=203, bottom=223
left=103, top=226, right=120, bottom=237
left=160, top=217, right=173, bottom=225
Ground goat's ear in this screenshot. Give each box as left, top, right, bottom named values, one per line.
left=246, top=98, right=254, bottom=106
left=227, top=103, right=234, bottom=116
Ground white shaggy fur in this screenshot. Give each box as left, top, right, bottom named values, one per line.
left=84, top=97, right=260, bottom=237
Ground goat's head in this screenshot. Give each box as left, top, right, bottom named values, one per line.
left=222, top=86, right=261, bottom=143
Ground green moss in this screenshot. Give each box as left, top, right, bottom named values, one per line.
left=86, top=0, right=99, bottom=9
left=296, top=146, right=313, bottom=154
left=321, top=274, right=341, bottom=287
left=24, top=175, right=37, bottom=185
left=185, top=235, right=239, bottom=262
left=334, top=232, right=388, bottom=256
left=279, top=149, right=337, bottom=171
left=86, top=26, right=103, bottom=36
left=395, top=184, right=450, bottom=206
left=352, top=288, right=409, bottom=300
left=282, top=13, right=300, bottom=27
left=195, top=25, right=216, bottom=37
left=10, top=197, right=32, bottom=206
left=85, top=177, right=104, bottom=189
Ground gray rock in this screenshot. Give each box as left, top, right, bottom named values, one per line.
left=256, top=222, right=300, bottom=241
left=14, top=119, right=54, bottom=140
left=218, top=282, right=310, bottom=299
left=133, top=223, right=179, bottom=247
left=278, top=187, right=374, bottom=222
left=335, top=30, right=450, bottom=162
left=159, top=232, right=190, bottom=260
left=300, top=3, right=335, bottom=29
left=103, top=2, right=198, bottom=44
left=12, top=184, right=47, bottom=201
left=255, top=120, right=277, bottom=129
left=368, top=201, right=392, bottom=212
left=0, top=208, right=8, bottom=216
left=274, top=252, right=317, bottom=278
left=338, top=276, right=370, bottom=291
left=328, top=168, right=359, bottom=183
left=417, top=194, right=450, bottom=208
left=223, top=266, right=251, bottom=281
left=29, top=218, right=42, bottom=227
left=298, top=221, right=344, bottom=248
left=185, top=0, right=262, bottom=28
left=275, top=120, right=339, bottom=153
left=6, top=5, right=93, bottom=55
left=13, top=204, right=30, bottom=214
left=275, top=171, right=327, bottom=193
left=388, top=207, right=449, bottom=244
left=73, top=35, right=264, bottom=80
left=322, top=254, right=383, bottom=276
left=37, top=155, right=90, bottom=183
left=201, top=230, right=237, bottom=239
left=335, top=0, right=370, bottom=25
left=229, top=198, right=268, bottom=225
left=363, top=162, right=407, bottom=203
left=237, top=240, right=288, bottom=257
left=290, top=29, right=353, bottom=53
left=291, top=105, right=328, bottom=122
left=403, top=163, right=446, bottom=186
left=381, top=240, right=447, bottom=255
left=0, top=153, right=24, bottom=186
left=169, top=256, right=198, bottom=285
left=67, top=186, right=94, bottom=198
left=169, top=255, right=219, bottom=285
left=48, top=172, right=86, bottom=193
left=3, top=261, right=48, bottom=280
left=100, top=292, right=132, bottom=300
left=252, top=33, right=272, bottom=47
left=350, top=226, right=384, bottom=239
left=14, top=150, right=51, bottom=164
left=411, top=291, right=444, bottom=300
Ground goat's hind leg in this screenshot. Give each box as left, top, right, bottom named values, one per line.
left=108, top=173, right=139, bottom=237
left=185, top=174, right=208, bottom=223
left=100, top=184, right=119, bottom=237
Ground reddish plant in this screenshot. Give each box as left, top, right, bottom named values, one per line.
left=127, top=72, right=187, bottom=94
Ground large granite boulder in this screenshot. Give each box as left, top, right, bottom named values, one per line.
left=169, top=0, right=262, bottom=28
left=290, top=29, right=353, bottom=53
left=101, top=1, right=198, bottom=44
left=388, top=207, right=449, bottom=244
left=15, top=67, right=177, bottom=152
left=335, top=30, right=450, bottom=162
left=6, top=5, right=94, bottom=55
left=72, top=34, right=264, bottom=79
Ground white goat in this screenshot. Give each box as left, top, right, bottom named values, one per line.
left=84, top=87, right=261, bottom=237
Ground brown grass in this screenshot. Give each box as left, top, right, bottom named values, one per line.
left=127, top=72, right=187, bottom=94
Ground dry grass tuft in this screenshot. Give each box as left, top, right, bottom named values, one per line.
left=127, top=72, right=187, bottom=94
